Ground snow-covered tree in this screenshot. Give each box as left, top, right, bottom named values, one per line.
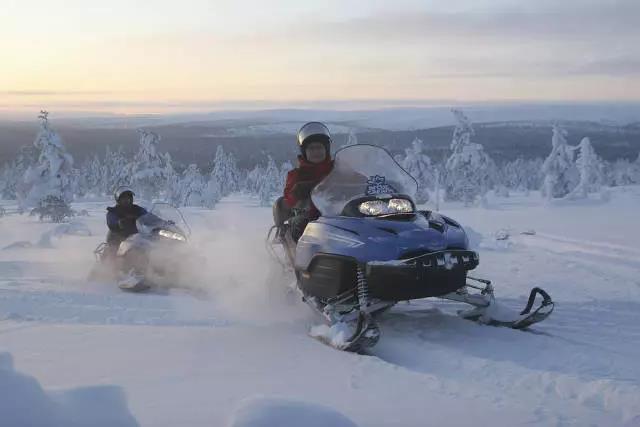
left=170, top=164, right=206, bottom=207
left=245, top=164, right=265, bottom=195
left=209, top=146, right=240, bottom=198
left=257, top=155, right=281, bottom=206
left=18, top=111, right=74, bottom=208
left=444, top=109, right=495, bottom=205
left=401, top=137, right=433, bottom=204
left=279, top=160, right=293, bottom=188
left=541, top=125, right=578, bottom=199
left=202, top=177, right=221, bottom=209
left=607, top=157, right=640, bottom=186
left=341, top=128, right=359, bottom=149
left=566, top=137, right=604, bottom=199
left=500, top=158, right=544, bottom=192
left=103, top=146, right=131, bottom=195
left=128, top=130, right=174, bottom=201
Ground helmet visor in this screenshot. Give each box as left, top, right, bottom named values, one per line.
left=297, top=122, right=332, bottom=146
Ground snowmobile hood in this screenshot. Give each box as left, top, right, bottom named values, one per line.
left=296, top=211, right=469, bottom=268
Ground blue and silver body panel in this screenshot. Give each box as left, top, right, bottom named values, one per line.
left=295, top=211, right=469, bottom=271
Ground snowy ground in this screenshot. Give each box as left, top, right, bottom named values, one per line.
left=1, top=189, right=639, bottom=427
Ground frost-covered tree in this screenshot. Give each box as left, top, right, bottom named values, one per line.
left=401, top=137, right=433, bottom=204
left=341, top=128, right=359, bottom=148
left=541, top=125, right=578, bottom=199
left=279, top=160, right=293, bottom=189
left=170, top=164, right=206, bottom=207
left=444, top=109, right=495, bottom=205
left=77, top=154, right=104, bottom=197
left=202, top=177, right=221, bottom=209
left=257, top=155, right=281, bottom=206
left=18, top=111, right=74, bottom=208
left=245, top=164, right=265, bottom=195
left=103, top=146, right=131, bottom=195
left=128, top=130, right=174, bottom=201
left=209, top=146, right=240, bottom=198
left=500, top=158, right=544, bottom=192
left=566, top=137, right=604, bottom=199
left=607, top=156, right=640, bottom=186
left=1, top=145, right=38, bottom=200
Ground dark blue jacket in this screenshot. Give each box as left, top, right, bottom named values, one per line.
left=106, top=204, right=147, bottom=237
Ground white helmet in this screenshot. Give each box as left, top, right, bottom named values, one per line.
left=114, top=186, right=135, bottom=202
left=297, top=122, right=332, bottom=147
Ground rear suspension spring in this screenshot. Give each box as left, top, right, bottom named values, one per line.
left=356, top=266, right=369, bottom=309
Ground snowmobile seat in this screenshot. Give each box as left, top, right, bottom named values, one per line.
left=272, top=196, right=292, bottom=227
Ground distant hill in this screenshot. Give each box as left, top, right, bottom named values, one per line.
left=1, top=119, right=639, bottom=170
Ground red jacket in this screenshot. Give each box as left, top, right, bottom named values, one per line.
left=283, top=156, right=334, bottom=212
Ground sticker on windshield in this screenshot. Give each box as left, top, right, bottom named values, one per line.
left=366, top=175, right=397, bottom=195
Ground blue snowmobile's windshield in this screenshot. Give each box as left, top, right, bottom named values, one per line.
left=311, top=144, right=418, bottom=216
left=136, top=203, right=191, bottom=236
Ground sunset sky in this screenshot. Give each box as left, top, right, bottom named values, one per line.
left=2, top=0, right=638, bottom=114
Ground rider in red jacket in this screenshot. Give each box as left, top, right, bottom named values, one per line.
left=284, top=122, right=334, bottom=240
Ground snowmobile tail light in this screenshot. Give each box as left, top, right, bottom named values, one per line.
left=358, top=198, right=414, bottom=216
left=158, top=229, right=186, bottom=241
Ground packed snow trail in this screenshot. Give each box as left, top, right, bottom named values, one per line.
left=1, top=191, right=639, bottom=426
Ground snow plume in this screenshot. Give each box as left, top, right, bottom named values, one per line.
left=174, top=198, right=310, bottom=325
left=18, top=111, right=74, bottom=209
left=444, top=109, right=496, bottom=206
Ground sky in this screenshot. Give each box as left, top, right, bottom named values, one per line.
left=1, top=0, right=638, bottom=114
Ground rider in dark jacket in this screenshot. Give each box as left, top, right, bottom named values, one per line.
left=283, top=122, right=334, bottom=241
left=104, top=188, right=147, bottom=258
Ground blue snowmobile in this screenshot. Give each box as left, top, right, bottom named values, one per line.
left=268, top=144, right=553, bottom=352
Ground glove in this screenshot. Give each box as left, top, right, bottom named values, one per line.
left=292, top=181, right=317, bottom=199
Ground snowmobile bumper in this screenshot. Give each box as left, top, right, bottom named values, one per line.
left=366, top=250, right=479, bottom=300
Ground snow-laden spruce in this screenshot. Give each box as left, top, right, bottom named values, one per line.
left=17, top=111, right=74, bottom=209
left=128, top=130, right=175, bottom=201
left=209, top=145, right=241, bottom=198
left=258, top=155, right=282, bottom=206
left=444, top=109, right=495, bottom=205
left=401, top=137, right=433, bottom=204
left=170, top=164, right=206, bottom=207
left=566, top=137, right=604, bottom=199
left=341, top=128, right=359, bottom=149
left=541, top=125, right=578, bottom=199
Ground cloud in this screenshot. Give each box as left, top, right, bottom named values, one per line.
left=2, top=90, right=113, bottom=97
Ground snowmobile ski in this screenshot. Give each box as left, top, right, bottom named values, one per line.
left=454, top=283, right=554, bottom=329
left=311, top=312, right=381, bottom=354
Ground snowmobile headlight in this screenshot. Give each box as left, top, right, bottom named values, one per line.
left=358, top=198, right=414, bottom=216
left=358, top=200, right=389, bottom=216
left=158, top=229, right=186, bottom=241
left=388, top=198, right=413, bottom=213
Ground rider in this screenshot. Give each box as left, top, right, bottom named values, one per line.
left=283, top=122, right=334, bottom=241
left=104, top=187, right=147, bottom=259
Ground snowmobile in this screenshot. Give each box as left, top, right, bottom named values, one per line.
left=90, top=203, right=191, bottom=292
left=267, top=144, right=554, bottom=352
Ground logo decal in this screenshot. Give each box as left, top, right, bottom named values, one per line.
left=366, top=175, right=396, bottom=196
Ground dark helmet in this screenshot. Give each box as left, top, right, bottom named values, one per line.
left=297, top=122, right=332, bottom=158
left=114, top=186, right=135, bottom=202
